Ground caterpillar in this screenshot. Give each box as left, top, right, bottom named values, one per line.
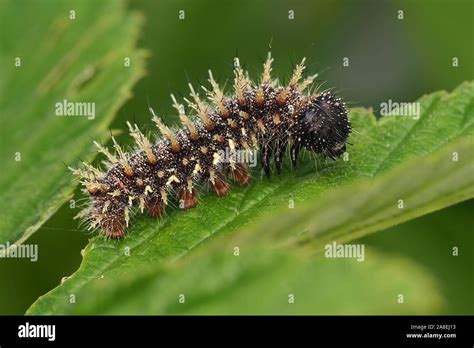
left=71, top=54, right=351, bottom=238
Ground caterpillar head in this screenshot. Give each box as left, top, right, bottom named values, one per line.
left=298, top=92, right=351, bottom=158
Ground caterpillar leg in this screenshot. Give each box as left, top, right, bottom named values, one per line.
left=101, top=215, right=126, bottom=239
left=261, top=142, right=273, bottom=178
left=229, top=164, right=251, bottom=186
left=274, top=140, right=287, bottom=174
left=211, top=174, right=231, bottom=196
left=178, top=188, right=198, bottom=209
left=146, top=197, right=165, bottom=217
left=290, top=143, right=301, bottom=167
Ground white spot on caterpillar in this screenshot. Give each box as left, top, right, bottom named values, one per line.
left=213, top=152, right=221, bottom=165
left=160, top=188, right=168, bottom=204
left=187, top=178, right=193, bottom=192
left=144, top=185, right=153, bottom=195
left=209, top=169, right=216, bottom=184
left=108, top=190, right=121, bottom=197
left=166, top=175, right=180, bottom=186
left=102, top=201, right=111, bottom=213
left=193, top=163, right=202, bottom=174
left=124, top=207, right=130, bottom=227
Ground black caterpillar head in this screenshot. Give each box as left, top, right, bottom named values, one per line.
left=296, top=91, right=351, bottom=159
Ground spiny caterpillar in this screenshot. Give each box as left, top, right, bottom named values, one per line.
left=71, top=55, right=351, bottom=238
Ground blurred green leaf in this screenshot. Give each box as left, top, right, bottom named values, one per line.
left=363, top=199, right=474, bottom=314
left=27, top=82, right=473, bottom=314
left=28, top=245, right=443, bottom=315
left=0, top=0, right=146, bottom=249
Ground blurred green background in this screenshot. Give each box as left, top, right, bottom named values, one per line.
left=0, top=0, right=472, bottom=314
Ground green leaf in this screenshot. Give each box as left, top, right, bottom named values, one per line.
left=27, top=81, right=473, bottom=314
left=259, top=137, right=473, bottom=247
left=30, top=244, right=444, bottom=315
left=0, top=0, right=146, bottom=249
